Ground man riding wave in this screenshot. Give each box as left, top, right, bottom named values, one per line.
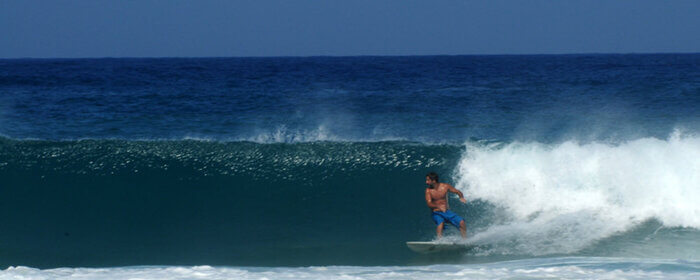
left=424, top=172, right=467, bottom=239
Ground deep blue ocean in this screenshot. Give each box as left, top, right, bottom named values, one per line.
left=1, top=54, right=699, bottom=279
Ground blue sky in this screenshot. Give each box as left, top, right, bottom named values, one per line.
left=1, top=0, right=699, bottom=58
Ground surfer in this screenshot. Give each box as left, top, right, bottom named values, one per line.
left=425, top=172, right=467, bottom=239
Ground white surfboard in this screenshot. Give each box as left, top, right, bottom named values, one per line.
left=406, top=241, right=476, bottom=254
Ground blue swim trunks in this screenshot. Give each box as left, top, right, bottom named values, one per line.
left=431, top=210, right=464, bottom=228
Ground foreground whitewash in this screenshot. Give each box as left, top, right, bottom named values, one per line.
left=2, top=257, right=698, bottom=280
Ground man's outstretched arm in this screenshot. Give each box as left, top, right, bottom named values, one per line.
left=448, top=184, right=467, bottom=203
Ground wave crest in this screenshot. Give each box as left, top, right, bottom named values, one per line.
left=455, top=131, right=700, bottom=255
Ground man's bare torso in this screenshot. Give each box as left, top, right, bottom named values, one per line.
left=427, top=183, right=450, bottom=212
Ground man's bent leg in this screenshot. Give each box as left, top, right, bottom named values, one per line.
left=436, top=222, right=445, bottom=239
left=459, top=220, right=467, bottom=239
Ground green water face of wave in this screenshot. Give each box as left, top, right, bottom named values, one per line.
left=0, top=139, right=466, bottom=267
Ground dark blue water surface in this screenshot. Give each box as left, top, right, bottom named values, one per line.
left=0, top=54, right=699, bottom=269
left=1, top=54, right=698, bottom=142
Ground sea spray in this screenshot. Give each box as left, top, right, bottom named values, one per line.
left=455, top=132, right=700, bottom=255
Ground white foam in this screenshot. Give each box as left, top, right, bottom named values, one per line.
left=454, top=131, right=700, bottom=255
left=2, top=258, right=696, bottom=280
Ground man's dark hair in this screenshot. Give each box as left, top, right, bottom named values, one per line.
left=426, top=172, right=439, bottom=182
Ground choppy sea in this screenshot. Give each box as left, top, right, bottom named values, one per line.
left=0, top=54, right=698, bottom=279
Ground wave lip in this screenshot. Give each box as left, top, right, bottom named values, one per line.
left=455, top=132, right=700, bottom=256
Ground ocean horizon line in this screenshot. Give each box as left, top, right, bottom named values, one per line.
left=2, top=51, right=700, bottom=60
